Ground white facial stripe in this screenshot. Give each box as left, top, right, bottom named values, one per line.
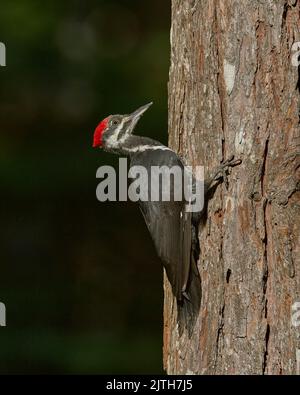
left=106, top=119, right=126, bottom=148
left=116, top=119, right=126, bottom=140
left=118, top=115, right=138, bottom=144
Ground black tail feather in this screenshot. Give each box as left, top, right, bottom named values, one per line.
left=177, top=260, right=201, bottom=337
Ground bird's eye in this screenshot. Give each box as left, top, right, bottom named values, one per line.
left=112, top=119, right=120, bottom=126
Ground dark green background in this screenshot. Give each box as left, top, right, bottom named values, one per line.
left=0, top=0, right=170, bottom=374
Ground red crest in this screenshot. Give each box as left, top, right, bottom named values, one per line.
left=93, top=117, right=110, bottom=147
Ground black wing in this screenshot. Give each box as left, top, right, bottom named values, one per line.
left=130, top=149, right=192, bottom=301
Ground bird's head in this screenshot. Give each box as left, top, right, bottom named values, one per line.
left=93, top=102, right=153, bottom=150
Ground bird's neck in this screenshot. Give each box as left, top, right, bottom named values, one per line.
left=105, top=135, right=167, bottom=156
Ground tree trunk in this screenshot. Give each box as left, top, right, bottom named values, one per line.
left=164, top=0, right=300, bottom=375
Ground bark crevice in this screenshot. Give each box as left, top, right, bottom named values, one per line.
left=165, top=0, right=300, bottom=375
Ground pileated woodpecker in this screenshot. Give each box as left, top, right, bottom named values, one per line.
left=93, top=103, right=241, bottom=328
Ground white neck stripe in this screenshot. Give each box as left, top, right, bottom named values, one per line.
left=125, top=145, right=172, bottom=153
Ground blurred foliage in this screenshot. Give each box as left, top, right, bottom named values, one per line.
left=0, top=0, right=170, bottom=374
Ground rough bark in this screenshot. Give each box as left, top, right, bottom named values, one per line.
left=164, top=0, right=300, bottom=375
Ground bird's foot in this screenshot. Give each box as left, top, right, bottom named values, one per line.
left=211, top=155, right=242, bottom=189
